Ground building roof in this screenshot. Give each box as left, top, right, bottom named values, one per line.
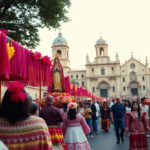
left=52, top=32, right=68, bottom=46
left=96, top=36, right=107, bottom=45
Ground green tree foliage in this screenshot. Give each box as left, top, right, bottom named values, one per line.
left=70, top=79, right=79, bottom=86
left=0, top=0, right=71, bottom=48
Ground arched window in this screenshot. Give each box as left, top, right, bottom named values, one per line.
left=100, top=47, right=104, bottom=55
left=123, top=77, right=125, bottom=82
left=81, top=74, right=84, bottom=78
left=142, top=76, right=145, bottom=81
left=101, top=68, right=105, bottom=75
left=67, top=51, right=69, bottom=58
left=76, top=75, right=78, bottom=79
left=112, top=86, right=115, bottom=92
left=92, top=87, right=95, bottom=93
left=82, top=82, right=84, bottom=86
left=56, top=49, right=61, bottom=55
left=71, top=75, right=73, bottom=79
left=123, top=86, right=126, bottom=91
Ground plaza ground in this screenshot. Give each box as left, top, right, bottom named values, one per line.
left=89, top=125, right=150, bottom=150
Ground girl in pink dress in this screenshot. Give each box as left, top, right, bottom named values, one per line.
left=63, top=102, right=91, bottom=150
left=126, top=101, right=149, bottom=150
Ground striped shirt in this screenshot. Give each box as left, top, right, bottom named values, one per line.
left=0, top=116, right=53, bottom=150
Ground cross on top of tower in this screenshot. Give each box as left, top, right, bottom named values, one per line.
left=58, top=27, right=62, bottom=37
left=58, top=27, right=62, bottom=32
left=130, top=50, right=134, bottom=58
left=100, top=32, right=103, bottom=38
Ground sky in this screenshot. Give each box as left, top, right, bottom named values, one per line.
left=36, top=0, right=150, bottom=69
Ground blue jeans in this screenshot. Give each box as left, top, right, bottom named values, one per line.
left=86, top=118, right=93, bottom=135
left=114, top=118, right=125, bottom=141
left=92, top=116, right=98, bottom=132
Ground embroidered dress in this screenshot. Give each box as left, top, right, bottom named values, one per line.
left=63, top=113, right=91, bottom=150
left=125, top=107, right=131, bottom=133
left=40, top=105, right=65, bottom=150
left=0, top=116, right=53, bottom=150
left=100, top=107, right=110, bottom=132
left=126, top=112, right=149, bottom=150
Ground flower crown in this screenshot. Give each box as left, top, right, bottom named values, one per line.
left=68, top=102, right=78, bottom=109
left=7, top=81, right=27, bottom=103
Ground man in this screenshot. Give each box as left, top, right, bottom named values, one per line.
left=109, top=98, right=115, bottom=108
left=91, top=99, right=99, bottom=134
left=111, top=97, right=126, bottom=144
left=140, top=97, right=150, bottom=138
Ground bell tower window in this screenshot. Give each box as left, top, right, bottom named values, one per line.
left=100, top=47, right=104, bottom=55
left=67, top=51, right=69, bottom=58
left=56, top=49, right=61, bottom=56
left=101, top=68, right=105, bottom=75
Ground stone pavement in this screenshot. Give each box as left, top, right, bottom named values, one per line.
left=88, top=125, right=150, bottom=150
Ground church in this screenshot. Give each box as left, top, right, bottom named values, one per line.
left=52, top=32, right=150, bottom=99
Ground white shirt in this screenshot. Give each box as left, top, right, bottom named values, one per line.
left=140, top=104, right=149, bottom=119
left=95, top=103, right=100, bottom=117
left=125, top=107, right=131, bottom=113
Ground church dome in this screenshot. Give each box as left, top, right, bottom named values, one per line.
left=96, top=36, right=107, bottom=45
left=52, top=32, right=68, bottom=46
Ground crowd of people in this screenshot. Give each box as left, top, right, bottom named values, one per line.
left=0, top=81, right=150, bottom=150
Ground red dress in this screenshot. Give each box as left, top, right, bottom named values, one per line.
left=126, top=112, right=149, bottom=150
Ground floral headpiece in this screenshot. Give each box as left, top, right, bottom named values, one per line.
left=68, top=102, right=78, bottom=110
left=7, top=81, right=27, bottom=103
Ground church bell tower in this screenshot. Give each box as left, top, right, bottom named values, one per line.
left=52, top=31, right=70, bottom=76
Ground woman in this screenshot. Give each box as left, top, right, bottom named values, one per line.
left=51, top=57, right=65, bottom=92
left=84, top=103, right=93, bottom=137
left=63, top=102, right=91, bottom=150
left=124, top=100, right=131, bottom=135
left=0, top=81, right=53, bottom=150
left=100, top=101, right=110, bottom=132
left=40, top=96, right=65, bottom=150
left=126, top=101, right=149, bottom=150
left=60, top=100, right=68, bottom=127
left=78, top=101, right=85, bottom=116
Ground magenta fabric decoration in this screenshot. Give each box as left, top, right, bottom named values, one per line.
left=31, top=51, right=41, bottom=60
left=41, top=56, right=52, bottom=66
left=0, top=32, right=10, bottom=79
left=64, top=76, right=70, bottom=93
left=7, top=81, right=27, bottom=103
left=0, top=32, right=52, bottom=86
left=0, top=30, right=8, bottom=35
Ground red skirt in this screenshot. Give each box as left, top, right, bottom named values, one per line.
left=48, top=126, right=64, bottom=144
left=101, top=119, right=110, bottom=132
left=129, top=133, right=148, bottom=150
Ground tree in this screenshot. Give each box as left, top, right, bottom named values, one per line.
left=70, top=79, right=79, bottom=86
left=0, top=0, right=71, bottom=48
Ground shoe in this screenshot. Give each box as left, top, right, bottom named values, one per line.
left=121, top=137, right=124, bottom=142
left=147, top=135, right=149, bottom=138
left=116, top=141, right=120, bottom=144
left=95, top=131, right=98, bottom=134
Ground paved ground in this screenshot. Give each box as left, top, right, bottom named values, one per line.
left=88, top=125, right=150, bottom=150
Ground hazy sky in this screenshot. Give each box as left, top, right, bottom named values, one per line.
left=36, top=0, right=150, bottom=69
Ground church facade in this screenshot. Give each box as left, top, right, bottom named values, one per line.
left=52, top=32, right=150, bottom=98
